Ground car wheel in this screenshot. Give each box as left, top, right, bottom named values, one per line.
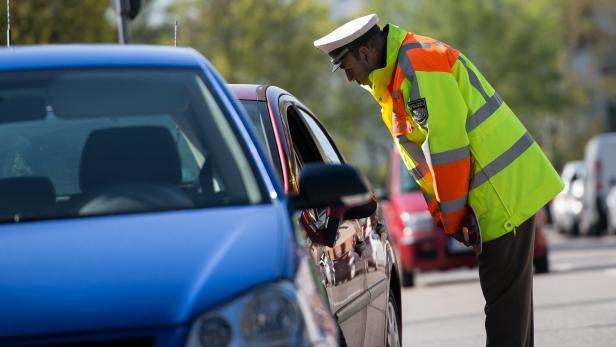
left=386, top=288, right=402, bottom=347
left=607, top=216, right=616, bottom=235
left=402, top=271, right=414, bottom=287
left=571, top=221, right=580, bottom=236
left=534, top=255, right=549, bottom=274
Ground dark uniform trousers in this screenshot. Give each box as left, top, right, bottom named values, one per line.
left=478, top=215, right=536, bottom=347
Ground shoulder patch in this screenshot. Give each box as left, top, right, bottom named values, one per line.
left=408, top=97, right=429, bottom=127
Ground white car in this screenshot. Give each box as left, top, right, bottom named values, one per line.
left=606, top=187, right=616, bottom=234
left=580, top=133, right=616, bottom=235
left=550, top=160, right=585, bottom=235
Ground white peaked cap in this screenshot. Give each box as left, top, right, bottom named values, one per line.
left=313, top=14, right=379, bottom=55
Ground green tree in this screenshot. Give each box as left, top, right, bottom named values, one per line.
left=368, top=0, right=567, bottom=118
left=170, top=0, right=330, bottom=97
left=363, top=0, right=580, bottom=168
left=166, top=0, right=392, bottom=185
left=0, top=0, right=115, bottom=45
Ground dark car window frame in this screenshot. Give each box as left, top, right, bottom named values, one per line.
left=295, top=107, right=343, bottom=164
left=285, top=105, right=323, bottom=164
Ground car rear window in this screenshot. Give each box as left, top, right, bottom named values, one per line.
left=399, top=159, right=420, bottom=193
left=238, top=100, right=282, bottom=181
left=0, top=68, right=266, bottom=223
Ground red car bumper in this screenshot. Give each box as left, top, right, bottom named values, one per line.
left=396, top=228, right=477, bottom=273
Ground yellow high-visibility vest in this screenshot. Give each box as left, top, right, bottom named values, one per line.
left=367, top=24, right=563, bottom=242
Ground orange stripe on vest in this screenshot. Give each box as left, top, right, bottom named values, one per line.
left=432, top=158, right=471, bottom=201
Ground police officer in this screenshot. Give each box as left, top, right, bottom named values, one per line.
left=314, top=14, right=563, bottom=347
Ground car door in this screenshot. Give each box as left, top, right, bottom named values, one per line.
left=292, top=106, right=391, bottom=347
left=279, top=100, right=371, bottom=346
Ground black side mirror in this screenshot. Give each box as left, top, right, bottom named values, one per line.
left=374, top=187, right=389, bottom=201
left=290, top=163, right=372, bottom=212
left=290, top=163, right=375, bottom=247
left=343, top=198, right=377, bottom=220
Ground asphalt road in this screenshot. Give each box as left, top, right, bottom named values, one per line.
left=400, top=228, right=616, bottom=347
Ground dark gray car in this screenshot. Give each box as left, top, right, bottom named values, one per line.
left=229, top=84, right=403, bottom=347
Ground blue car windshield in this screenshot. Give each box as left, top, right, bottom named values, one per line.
left=0, top=69, right=266, bottom=222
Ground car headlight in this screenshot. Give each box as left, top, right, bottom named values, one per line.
left=571, top=200, right=583, bottom=214
left=185, top=258, right=337, bottom=347
left=198, top=317, right=232, bottom=347
left=240, top=285, right=303, bottom=346
left=400, top=211, right=435, bottom=244
left=401, top=211, right=434, bottom=231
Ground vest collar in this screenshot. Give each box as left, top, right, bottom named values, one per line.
left=367, top=24, right=407, bottom=101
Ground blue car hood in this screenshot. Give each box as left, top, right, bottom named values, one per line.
left=0, top=205, right=295, bottom=338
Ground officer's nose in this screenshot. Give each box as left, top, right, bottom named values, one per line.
left=344, top=68, right=353, bottom=82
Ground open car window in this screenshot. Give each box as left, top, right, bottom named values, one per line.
left=0, top=69, right=266, bottom=223
left=296, top=108, right=342, bottom=164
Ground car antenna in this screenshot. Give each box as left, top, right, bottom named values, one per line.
left=6, top=0, right=11, bottom=47
left=174, top=20, right=178, bottom=47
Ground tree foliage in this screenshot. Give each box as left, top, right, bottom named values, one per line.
left=367, top=0, right=567, bottom=118
left=4, top=0, right=609, bottom=177
left=167, top=0, right=391, bottom=184
left=364, top=0, right=588, bottom=168
left=170, top=0, right=330, bottom=95
left=0, top=0, right=115, bottom=45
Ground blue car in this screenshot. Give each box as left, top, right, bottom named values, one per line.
left=0, top=45, right=375, bottom=347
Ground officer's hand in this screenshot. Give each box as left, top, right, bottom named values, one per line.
left=450, top=209, right=482, bottom=255
left=451, top=226, right=479, bottom=247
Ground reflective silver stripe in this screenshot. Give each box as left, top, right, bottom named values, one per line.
left=398, top=45, right=420, bottom=100
left=397, top=135, right=430, bottom=178
left=400, top=42, right=431, bottom=51
left=397, top=135, right=426, bottom=161
left=438, top=195, right=467, bottom=213
left=471, top=132, right=534, bottom=190
left=458, top=56, right=489, bottom=100
left=421, top=139, right=433, bottom=168
left=411, top=167, right=424, bottom=180
left=421, top=190, right=432, bottom=203
left=458, top=56, right=504, bottom=132
left=431, top=145, right=470, bottom=166
left=466, top=93, right=503, bottom=133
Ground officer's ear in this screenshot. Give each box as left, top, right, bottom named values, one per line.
left=357, top=46, right=370, bottom=62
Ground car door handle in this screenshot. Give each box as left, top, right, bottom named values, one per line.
left=335, top=290, right=371, bottom=323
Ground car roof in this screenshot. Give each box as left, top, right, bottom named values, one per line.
left=228, top=84, right=268, bottom=101
left=0, top=44, right=205, bottom=71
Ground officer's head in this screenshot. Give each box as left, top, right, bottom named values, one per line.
left=314, top=14, right=386, bottom=86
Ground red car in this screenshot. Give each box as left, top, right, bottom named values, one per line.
left=380, top=148, right=476, bottom=287
left=381, top=148, right=550, bottom=287
left=533, top=206, right=550, bottom=274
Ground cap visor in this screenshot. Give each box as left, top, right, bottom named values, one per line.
left=331, top=61, right=342, bottom=72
